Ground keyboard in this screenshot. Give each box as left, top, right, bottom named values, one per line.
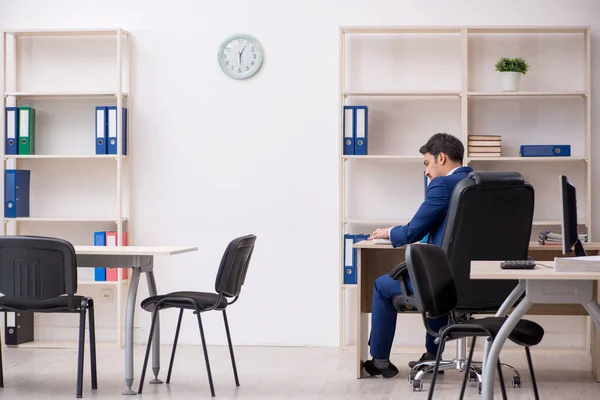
left=372, top=239, right=392, bottom=245
left=500, top=259, right=536, bottom=270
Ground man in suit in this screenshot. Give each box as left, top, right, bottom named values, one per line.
left=363, top=132, right=473, bottom=378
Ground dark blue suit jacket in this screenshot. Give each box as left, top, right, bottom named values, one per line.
left=390, top=166, right=473, bottom=248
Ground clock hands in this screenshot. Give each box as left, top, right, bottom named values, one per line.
left=238, top=44, right=247, bottom=65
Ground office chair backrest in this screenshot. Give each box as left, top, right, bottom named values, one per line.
left=214, top=234, right=257, bottom=298
left=0, top=235, right=78, bottom=302
left=405, top=244, right=457, bottom=319
left=441, top=171, right=534, bottom=311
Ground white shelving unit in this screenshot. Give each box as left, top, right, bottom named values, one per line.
left=339, top=26, right=591, bottom=349
left=0, top=28, right=132, bottom=347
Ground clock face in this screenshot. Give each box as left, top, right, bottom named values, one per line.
left=217, top=34, right=264, bottom=79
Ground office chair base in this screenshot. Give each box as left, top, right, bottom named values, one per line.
left=408, top=358, right=522, bottom=394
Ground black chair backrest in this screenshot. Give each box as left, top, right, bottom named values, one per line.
left=0, top=235, right=78, bottom=301
left=405, top=243, right=457, bottom=319
left=441, top=171, right=534, bottom=311
left=214, top=234, right=256, bottom=298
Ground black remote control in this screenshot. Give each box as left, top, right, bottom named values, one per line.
left=500, top=259, right=536, bottom=269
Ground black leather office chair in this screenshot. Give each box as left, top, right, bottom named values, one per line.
left=137, top=234, right=256, bottom=397
left=391, top=171, right=536, bottom=392
left=0, top=236, right=97, bottom=398
left=404, top=243, right=543, bottom=400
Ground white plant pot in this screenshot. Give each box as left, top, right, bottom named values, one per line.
left=500, top=71, right=522, bottom=92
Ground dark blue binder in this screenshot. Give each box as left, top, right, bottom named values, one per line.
left=107, top=106, right=127, bottom=155
left=354, top=106, right=368, bottom=155
left=519, top=145, right=570, bottom=157
left=4, top=169, right=30, bottom=218
left=95, top=106, right=108, bottom=154
left=5, top=107, right=18, bottom=155
left=343, top=106, right=354, bottom=155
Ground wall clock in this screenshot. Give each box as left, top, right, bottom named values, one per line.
left=217, top=34, right=264, bottom=79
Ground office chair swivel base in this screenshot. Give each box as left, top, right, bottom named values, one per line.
left=408, top=358, right=521, bottom=393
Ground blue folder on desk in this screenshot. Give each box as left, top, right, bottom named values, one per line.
left=4, top=169, right=30, bottom=218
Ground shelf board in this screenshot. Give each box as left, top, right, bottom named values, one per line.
left=343, top=90, right=460, bottom=97
left=341, top=26, right=463, bottom=34
left=467, top=156, right=587, bottom=162
left=4, top=217, right=128, bottom=223
left=4, top=91, right=128, bottom=98
left=468, top=91, right=587, bottom=97
left=343, top=155, right=422, bottom=160
left=466, top=26, right=588, bottom=34
left=533, top=220, right=588, bottom=226
left=3, top=28, right=131, bottom=37
left=4, top=154, right=126, bottom=160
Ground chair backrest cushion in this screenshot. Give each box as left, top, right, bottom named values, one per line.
left=214, top=234, right=257, bottom=298
left=0, top=236, right=77, bottom=300
left=405, top=243, right=457, bottom=318
left=441, top=171, right=534, bottom=311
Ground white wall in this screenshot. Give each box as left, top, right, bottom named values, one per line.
left=0, top=0, right=598, bottom=349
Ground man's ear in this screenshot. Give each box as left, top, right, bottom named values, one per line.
left=437, top=152, right=447, bottom=165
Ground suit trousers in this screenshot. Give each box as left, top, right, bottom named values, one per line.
left=368, top=274, right=448, bottom=359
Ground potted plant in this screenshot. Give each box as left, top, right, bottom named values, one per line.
left=494, top=57, right=529, bottom=92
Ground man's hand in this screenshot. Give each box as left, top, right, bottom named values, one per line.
left=369, top=228, right=391, bottom=240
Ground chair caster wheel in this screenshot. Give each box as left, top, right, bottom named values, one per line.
left=469, top=371, right=477, bottom=382
left=512, top=376, right=522, bottom=388
left=478, top=382, right=482, bottom=394
left=412, top=379, right=423, bottom=391
left=408, top=371, right=416, bottom=383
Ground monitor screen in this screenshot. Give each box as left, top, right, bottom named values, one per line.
left=560, top=175, right=586, bottom=257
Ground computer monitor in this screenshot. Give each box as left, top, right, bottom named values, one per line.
left=560, top=175, right=587, bottom=257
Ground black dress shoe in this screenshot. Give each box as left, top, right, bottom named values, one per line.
left=408, top=352, right=444, bottom=374
left=363, top=359, right=399, bottom=378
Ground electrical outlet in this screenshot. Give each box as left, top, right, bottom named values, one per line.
left=100, top=289, right=114, bottom=302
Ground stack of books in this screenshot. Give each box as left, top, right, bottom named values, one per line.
left=467, top=135, right=501, bottom=157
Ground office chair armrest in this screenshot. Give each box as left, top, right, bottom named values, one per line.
left=390, top=262, right=418, bottom=311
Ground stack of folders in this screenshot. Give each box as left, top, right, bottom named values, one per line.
left=343, top=233, right=369, bottom=284
left=4, top=169, right=30, bottom=218
left=467, top=135, right=501, bottom=157
left=93, top=231, right=129, bottom=281
left=95, top=106, right=128, bottom=155
left=554, top=255, right=600, bottom=272
left=538, top=229, right=588, bottom=246
left=4, top=106, right=36, bottom=155
left=342, top=105, right=368, bottom=156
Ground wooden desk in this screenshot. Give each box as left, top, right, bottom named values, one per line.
left=75, top=245, right=198, bottom=395
left=471, top=260, right=600, bottom=399
left=352, top=240, right=600, bottom=380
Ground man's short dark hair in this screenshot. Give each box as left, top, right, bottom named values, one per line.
left=419, top=133, right=464, bottom=164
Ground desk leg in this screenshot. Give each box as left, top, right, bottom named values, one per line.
left=123, top=267, right=141, bottom=395
left=356, top=248, right=368, bottom=379
left=145, top=270, right=163, bottom=384
left=482, top=296, right=533, bottom=400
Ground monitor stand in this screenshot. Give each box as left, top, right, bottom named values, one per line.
left=574, top=239, right=588, bottom=257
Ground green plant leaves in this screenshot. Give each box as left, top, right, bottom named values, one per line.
left=495, top=57, right=529, bottom=74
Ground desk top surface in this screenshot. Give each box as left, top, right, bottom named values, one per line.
left=471, top=260, right=600, bottom=280
left=354, top=240, right=600, bottom=251
left=74, top=245, right=198, bottom=256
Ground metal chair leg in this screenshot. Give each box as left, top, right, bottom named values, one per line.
left=167, top=308, right=184, bottom=384
left=525, top=347, right=540, bottom=400
left=88, top=302, right=98, bottom=390
left=0, top=319, right=4, bottom=388
left=138, top=309, right=160, bottom=395
left=196, top=311, right=216, bottom=397
left=427, top=334, right=447, bottom=400
left=76, top=308, right=87, bottom=398
left=223, top=310, right=240, bottom=386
